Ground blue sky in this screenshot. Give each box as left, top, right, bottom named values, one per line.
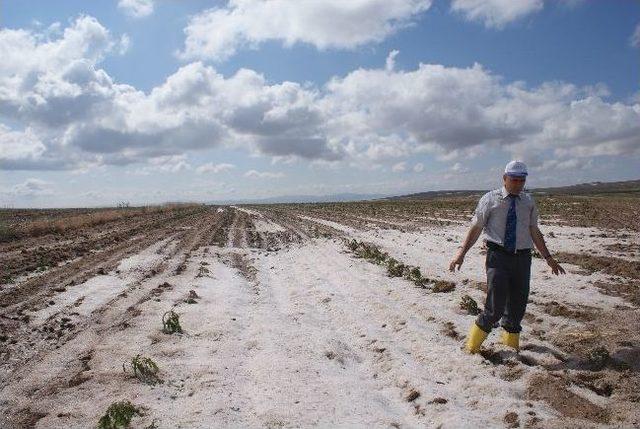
left=1, top=0, right=639, bottom=207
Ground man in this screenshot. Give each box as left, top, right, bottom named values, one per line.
left=449, top=160, right=566, bottom=353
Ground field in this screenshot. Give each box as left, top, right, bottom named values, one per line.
left=0, top=194, right=639, bottom=428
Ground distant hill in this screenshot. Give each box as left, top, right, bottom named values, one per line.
left=210, top=192, right=387, bottom=205
left=388, top=179, right=640, bottom=200
left=531, top=179, right=640, bottom=195
left=207, top=179, right=640, bottom=205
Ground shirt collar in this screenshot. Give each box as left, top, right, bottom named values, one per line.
left=501, top=186, right=521, bottom=200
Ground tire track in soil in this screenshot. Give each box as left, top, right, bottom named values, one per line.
left=0, top=207, right=204, bottom=287
left=207, top=218, right=413, bottom=427
left=0, top=208, right=209, bottom=309
left=0, top=210, right=223, bottom=400
left=208, top=211, right=426, bottom=426
left=2, top=209, right=254, bottom=428
left=257, top=207, right=343, bottom=241
left=247, top=248, right=424, bottom=427
left=255, top=239, right=552, bottom=427
left=272, top=215, right=639, bottom=427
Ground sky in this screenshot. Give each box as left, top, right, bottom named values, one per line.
left=1, top=0, right=639, bottom=208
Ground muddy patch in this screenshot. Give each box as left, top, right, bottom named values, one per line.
left=593, top=280, right=640, bottom=306
left=527, top=373, right=609, bottom=424
left=555, top=252, right=640, bottom=280
left=541, top=301, right=598, bottom=322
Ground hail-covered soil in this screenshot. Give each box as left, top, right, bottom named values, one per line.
left=0, top=198, right=639, bottom=429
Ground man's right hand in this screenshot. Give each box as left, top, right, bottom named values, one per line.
left=449, top=253, right=465, bottom=272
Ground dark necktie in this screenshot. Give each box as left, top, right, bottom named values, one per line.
left=504, top=195, right=517, bottom=253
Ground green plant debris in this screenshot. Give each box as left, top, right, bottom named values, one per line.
left=460, top=294, right=481, bottom=315
left=98, top=401, right=142, bottom=429
left=588, top=346, right=610, bottom=370
left=386, top=258, right=409, bottom=278
left=347, top=239, right=389, bottom=264
left=432, top=280, right=456, bottom=293
left=345, top=239, right=455, bottom=291
left=162, top=311, right=182, bottom=334
left=123, top=354, right=161, bottom=385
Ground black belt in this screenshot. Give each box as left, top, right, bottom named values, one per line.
left=486, top=241, right=531, bottom=255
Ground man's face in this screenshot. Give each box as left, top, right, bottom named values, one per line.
left=503, top=174, right=526, bottom=195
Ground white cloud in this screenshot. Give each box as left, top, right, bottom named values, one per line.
left=119, top=34, right=131, bottom=54
left=1, top=18, right=638, bottom=176
left=631, top=23, right=640, bottom=48
left=386, top=50, right=400, bottom=72
left=118, top=0, right=154, bottom=18
left=131, top=155, right=191, bottom=175
left=196, top=162, right=236, bottom=174
left=451, top=162, right=469, bottom=173
left=179, top=0, right=431, bottom=62
left=321, top=62, right=640, bottom=164
left=244, top=170, right=285, bottom=179
left=413, top=163, right=424, bottom=172
left=536, top=158, right=593, bottom=172
left=0, top=125, right=46, bottom=167
left=450, top=0, right=543, bottom=28
left=392, top=161, right=406, bottom=172
left=10, top=178, right=54, bottom=197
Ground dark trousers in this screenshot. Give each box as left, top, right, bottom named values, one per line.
left=476, top=246, right=532, bottom=334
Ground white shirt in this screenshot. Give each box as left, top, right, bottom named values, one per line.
left=470, top=186, right=539, bottom=250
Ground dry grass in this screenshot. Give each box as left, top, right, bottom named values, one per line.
left=8, top=204, right=203, bottom=241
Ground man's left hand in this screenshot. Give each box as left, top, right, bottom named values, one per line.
left=546, top=257, right=566, bottom=275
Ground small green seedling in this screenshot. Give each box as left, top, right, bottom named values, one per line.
left=123, top=354, right=161, bottom=384
left=162, top=311, right=182, bottom=334
left=98, top=400, right=142, bottom=429
left=460, top=294, right=481, bottom=315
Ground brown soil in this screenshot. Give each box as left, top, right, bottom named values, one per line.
left=0, top=208, right=226, bottom=388
left=526, top=373, right=609, bottom=424
left=541, top=301, right=598, bottom=322
left=592, top=280, right=640, bottom=306
left=555, top=252, right=640, bottom=280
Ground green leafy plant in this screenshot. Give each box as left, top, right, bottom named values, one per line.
left=432, top=280, right=456, bottom=293
left=162, top=311, right=182, bottom=334
left=123, top=354, right=161, bottom=384
left=346, top=239, right=389, bottom=264
left=387, top=258, right=409, bottom=278
left=460, top=294, right=481, bottom=315
left=407, top=267, right=422, bottom=282
left=98, top=401, right=142, bottom=429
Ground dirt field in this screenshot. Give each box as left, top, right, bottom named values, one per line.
left=0, top=196, right=639, bottom=428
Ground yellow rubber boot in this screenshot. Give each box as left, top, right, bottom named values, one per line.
left=500, top=331, right=520, bottom=351
left=465, top=323, right=489, bottom=354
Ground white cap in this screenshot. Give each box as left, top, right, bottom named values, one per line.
left=504, top=160, right=528, bottom=177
